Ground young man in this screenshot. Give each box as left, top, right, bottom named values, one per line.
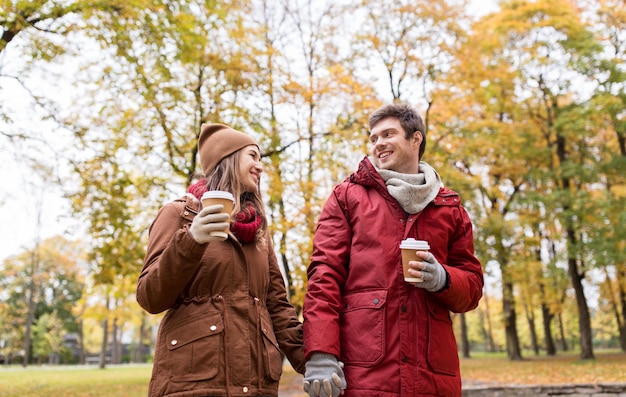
left=302, top=103, right=484, bottom=397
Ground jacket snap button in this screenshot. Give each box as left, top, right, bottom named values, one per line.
left=243, top=386, right=249, bottom=393
left=401, top=306, right=407, bottom=313
left=184, top=211, right=189, bottom=215
left=210, top=325, right=217, bottom=331
left=373, top=299, right=379, bottom=305
left=171, top=340, right=177, bottom=346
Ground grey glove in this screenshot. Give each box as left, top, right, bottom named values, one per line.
left=303, top=353, right=346, bottom=397
left=188, top=204, right=230, bottom=244
left=416, top=252, right=448, bottom=292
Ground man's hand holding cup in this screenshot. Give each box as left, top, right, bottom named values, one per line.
left=410, top=251, right=447, bottom=292
left=400, top=238, right=447, bottom=292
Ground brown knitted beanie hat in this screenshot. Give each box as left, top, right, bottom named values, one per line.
left=198, top=123, right=258, bottom=176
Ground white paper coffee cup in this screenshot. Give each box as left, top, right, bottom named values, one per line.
left=399, top=238, right=430, bottom=282
left=200, top=191, right=235, bottom=241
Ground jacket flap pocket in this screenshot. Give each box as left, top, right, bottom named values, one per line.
left=167, top=314, right=223, bottom=351
left=426, top=300, right=451, bottom=323
left=343, top=288, right=387, bottom=313
left=259, top=313, right=279, bottom=348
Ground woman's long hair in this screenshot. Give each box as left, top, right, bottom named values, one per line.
left=205, top=149, right=267, bottom=245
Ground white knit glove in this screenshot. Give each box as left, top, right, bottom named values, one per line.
left=303, top=353, right=346, bottom=397
left=415, top=252, right=448, bottom=292
left=188, top=204, right=230, bottom=244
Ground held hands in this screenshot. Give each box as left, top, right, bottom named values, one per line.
left=188, top=204, right=230, bottom=244
left=410, top=252, right=448, bottom=292
left=303, top=353, right=346, bottom=397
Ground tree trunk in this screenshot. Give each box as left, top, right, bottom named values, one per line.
left=111, top=318, right=119, bottom=364
left=275, top=197, right=294, bottom=303
left=99, top=295, right=110, bottom=369
left=618, top=267, right=626, bottom=352
left=99, top=318, right=109, bottom=369
left=539, top=281, right=556, bottom=356
left=23, top=191, right=45, bottom=368
left=541, top=302, right=556, bottom=356
left=603, top=266, right=626, bottom=352
left=522, top=287, right=539, bottom=356
left=567, top=250, right=594, bottom=359
left=481, top=291, right=496, bottom=352
left=526, top=312, right=539, bottom=356
left=270, top=194, right=299, bottom=315
left=135, top=315, right=146, bottom=363
left=23, top=279, right=35, bottom=368
left=78, top=320, right=85, bottom=365
left=556, top=128, right=593, bottom=360
left=23, top=247, right=40, bottom=368
left=503, top=279, right=522, bottom=360
left=557, top=312, right=568, bottom=351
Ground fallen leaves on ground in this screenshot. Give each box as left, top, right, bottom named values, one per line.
left=460, top=351, right=626, bottom=385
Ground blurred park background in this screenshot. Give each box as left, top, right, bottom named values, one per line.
left=0, top=0, right=625, bottom=381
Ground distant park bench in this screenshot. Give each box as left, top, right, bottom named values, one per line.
left=85, top=356, right=111, bottom=365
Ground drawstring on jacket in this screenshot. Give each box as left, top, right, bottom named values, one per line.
left=254, top=297, right=263, bottom=392
left=216, top=295, right=233, bottom=397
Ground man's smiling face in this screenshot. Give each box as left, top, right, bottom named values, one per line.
left=369, top=117, right=422, bottom=174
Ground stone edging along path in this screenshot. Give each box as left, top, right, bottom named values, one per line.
left=462, top=382, right=626, bottom=396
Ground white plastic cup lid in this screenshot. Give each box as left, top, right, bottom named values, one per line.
left=201, top=190, right=235, bottom=202
left=399, top=238, right=430, bottom=250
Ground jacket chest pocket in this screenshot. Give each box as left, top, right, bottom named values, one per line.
left=166, top=313, right=224, bottom=383
left=340, top=289, right=388, bottom=367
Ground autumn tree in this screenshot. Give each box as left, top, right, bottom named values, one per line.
left=456, top=0, right=605, bottom=360
left=0, top=236, right=84, bottom=365
left=0, top=0, right=143, bottom=142
left=242, top=0, right=379, bottom=309
left=58, top=1, right=297, bottom=367
left=584, top=0, right=626, bottom=352
left=353, top=0, right=469, bottom=110
left=32, top=311, right=66, bottom=364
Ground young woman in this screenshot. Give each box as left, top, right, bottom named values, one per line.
left=137, top=123, right=304, bottom=397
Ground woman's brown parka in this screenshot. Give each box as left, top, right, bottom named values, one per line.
left=137, top=195, right=305, bottom=397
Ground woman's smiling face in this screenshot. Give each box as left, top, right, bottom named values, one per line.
left=239, top=145, right=263, bottom=192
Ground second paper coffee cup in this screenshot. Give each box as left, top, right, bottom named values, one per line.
left=399, top=238, right=430, bottom=282
left=201, top=191, right=235, bottom=241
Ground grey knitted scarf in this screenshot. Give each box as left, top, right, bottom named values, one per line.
left=371, top=158, right=443, bottom=214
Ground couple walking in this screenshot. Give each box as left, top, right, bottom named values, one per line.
left=136, top=103, right=484, bottom=397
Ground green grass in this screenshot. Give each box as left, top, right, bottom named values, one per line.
left=0, top=364, right=306, bottom=397
left=0, top=364, right=151, bottom=397
left=1, top=352, right=624, bottom=396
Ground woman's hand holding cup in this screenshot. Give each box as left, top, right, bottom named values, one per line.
left=189, top=204, right=230, bottom=244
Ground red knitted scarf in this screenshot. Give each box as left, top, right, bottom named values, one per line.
left=188, top=178, right=208, bottom=199
left=187, top=178, right=261, bottom=243
left=231, top=205, right=262, bottom=243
